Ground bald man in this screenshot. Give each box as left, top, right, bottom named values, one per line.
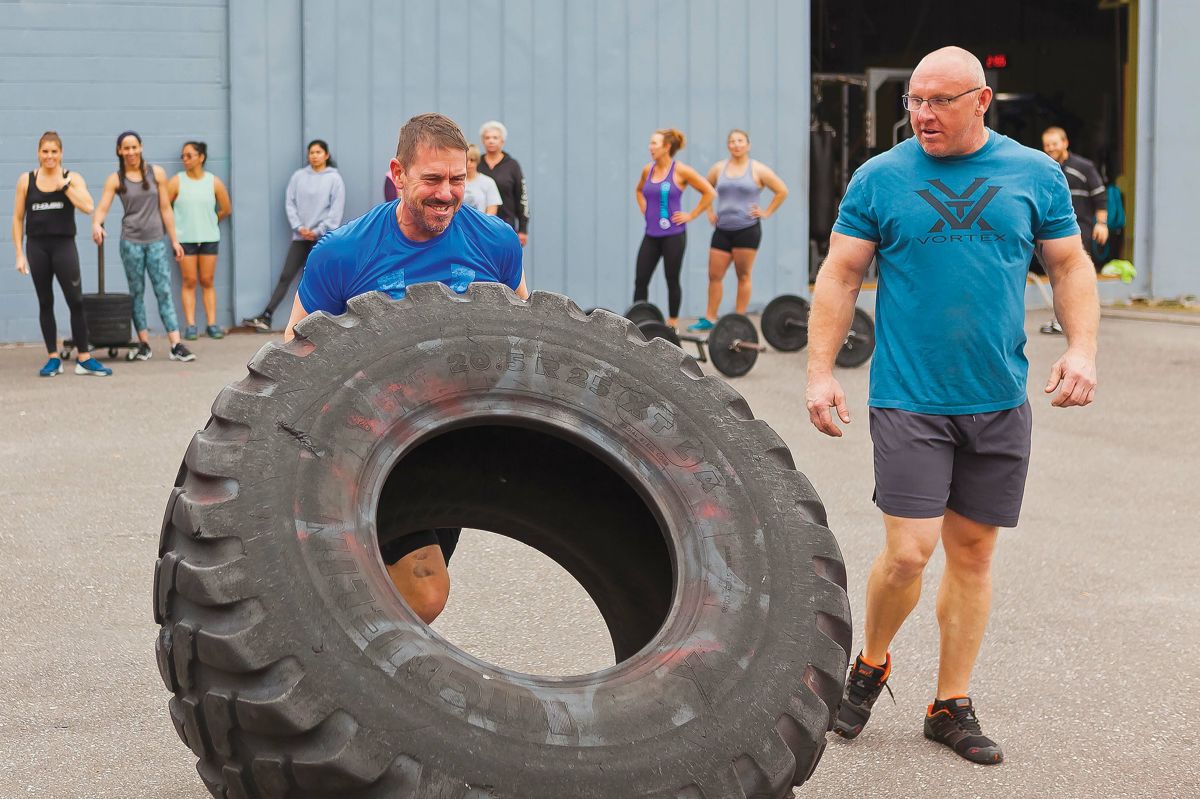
left=805, top=46, right=1098, bottom=765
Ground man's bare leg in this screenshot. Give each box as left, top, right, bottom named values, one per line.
left=935, top=508, right=998, bottom=699
left=862, top=513, right=942, bottom=664
left=385, top=543, right=450, bottom=624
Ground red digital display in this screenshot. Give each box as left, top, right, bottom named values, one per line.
left=985, top=54, right=1008, bottom=69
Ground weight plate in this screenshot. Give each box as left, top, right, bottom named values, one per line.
left=761, top=294, right=810, bottom=352
left=836, top=308, right=876, bottom=368
left=625, top=301, right=665, bottom=326
left=636, top=319, right=682, bottom=348
left=709, top=313, right=759, bottom=377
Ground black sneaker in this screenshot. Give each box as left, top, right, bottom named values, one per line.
left=129, top=343, right=152, bottom=362
left=243, top=314, right=272, bottom=333
left=924, top=696, right=1004, bottom=765
left=834, top=652, right=893, bottom=739
left=170, top=343, right=196, bottom=362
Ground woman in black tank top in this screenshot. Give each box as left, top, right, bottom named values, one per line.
left=11, top=131, right=111, bottom=376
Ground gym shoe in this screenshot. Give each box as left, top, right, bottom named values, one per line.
left=205, top=325, right=225, bottom=340
left=1040, top=319, right=1063, bottom=335
left=129, top=343, right=152, bottom=362
left=183, top=325, right=199, bottom=341
left=834, top=652, right=894, bottom=739
left=243, top=315, right=271, bottom=333
left=74, top=357, right=113, bottom=377
left=924, top=696, right=1004, bottom=765
left=687, top=317, right=715, bottom=332
left=170, top=343, right=196, bottom=362
left=39, top=357, right=63, bottom=377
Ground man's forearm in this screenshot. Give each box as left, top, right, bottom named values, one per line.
left=806, top=268, right=861, bottom=375
left=1051, top=253, right=1100, bottom=356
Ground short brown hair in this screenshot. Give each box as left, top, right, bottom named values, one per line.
left=657, top=128, right=685, bottom=156
left=1042, top=126, right=1068, bottom=141
left=395, top=113, right=469, bottom=169
left=38, top=130, right=62, bottom=150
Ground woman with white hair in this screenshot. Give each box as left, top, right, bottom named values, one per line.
left=476, top=120, right=529, bottom=245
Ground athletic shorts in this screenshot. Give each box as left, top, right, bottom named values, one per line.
left=869, top=401, right=1032, bottom=527
left=378, top=528, right=461, bottom=565
left=710, top=221, right=762, bottom=252
left=181, top=242, right=219, bottom=256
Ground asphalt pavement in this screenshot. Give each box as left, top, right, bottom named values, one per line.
left=0, top=309, right=1196, bottom=798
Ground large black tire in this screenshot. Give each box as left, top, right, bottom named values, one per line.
left=154, top=283, right=851, bottom=798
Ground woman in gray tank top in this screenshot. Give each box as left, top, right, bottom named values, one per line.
left=688, top=129, right=789, bottom=332
left=93, top=131, right=194, bottom=362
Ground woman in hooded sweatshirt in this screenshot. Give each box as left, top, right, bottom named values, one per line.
left=243, top=140, right=345, bottom=332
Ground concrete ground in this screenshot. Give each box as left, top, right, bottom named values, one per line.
left=0, top=309, right=1196, bottom=799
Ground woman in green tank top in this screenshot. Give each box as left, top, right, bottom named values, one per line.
left=168, top=141, right=232, bottom=340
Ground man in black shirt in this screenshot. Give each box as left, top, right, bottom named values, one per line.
left=1041, top=126, right=1108, bottom=266
left=477, top=120, right=530, bottom=246
left=1037, top=126, right=1108, bottom=334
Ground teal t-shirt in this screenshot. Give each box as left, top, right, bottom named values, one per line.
left=833, top=131, right=1079, bottom=414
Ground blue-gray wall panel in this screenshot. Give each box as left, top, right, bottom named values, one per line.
left=286, top=0, right=808, bottom=316
left=3, top=0, right=815, bottom=344
left=1, top=0, right=230, bottom=344
left=229, top=0, right=302, bottom=323
left=1136, top=0, right=1200, bottom=298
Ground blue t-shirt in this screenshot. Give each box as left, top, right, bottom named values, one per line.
left=298, top=201, right=522, bottom=316
left=833, top=131, right=1079, bottom=414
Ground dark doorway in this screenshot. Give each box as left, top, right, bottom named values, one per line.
left=809, top=0, right=1134, bottom=277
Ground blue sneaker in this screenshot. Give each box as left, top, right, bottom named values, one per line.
left=687, top=317, right=715, bottom=332
left=205, top=325, right=225, bottom=339
left=183, top=325, right=199, bottom=341
left=39, top=357, right=63, bottom=377
left=74, top=357, right=113, bottom=377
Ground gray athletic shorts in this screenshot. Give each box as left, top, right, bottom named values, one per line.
left=869, top=401, right=1032, bottom=527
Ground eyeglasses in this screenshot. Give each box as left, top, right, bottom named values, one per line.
left=902, top=87, right=983, bottom=111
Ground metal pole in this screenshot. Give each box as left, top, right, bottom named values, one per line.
left=97, top=227, right=105, bottom=294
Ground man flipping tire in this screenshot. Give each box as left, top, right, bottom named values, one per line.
left=805, top=46, right=1099, bottom=765
left=283, top=112, right=529, bottom=624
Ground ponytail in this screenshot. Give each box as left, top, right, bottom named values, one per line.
left=657, top=128, right=686, bottom=156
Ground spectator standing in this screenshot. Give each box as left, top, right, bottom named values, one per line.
left=477, top=121, right=529, bottom=245
left=633, top=128, right=716, bottom=329
left=169, top=141, right=232, bottom=340
left=1039, top=126, right=1108, bottom=334
left=92, top=131, right=194, bottom=362
left=691, top=129, right=789, bottom=331
left=243, top=140, right=345, bottom=332
left=464, top=145, right=500, bottom=215
left=11, top=131, right=111, bottom=376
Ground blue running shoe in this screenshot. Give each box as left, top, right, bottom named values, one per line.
left=183, top=325, right=199, bottom=341
left=687, top=317, right=715, bottom=332
left=74, top=357, right=113, bottom=377
left=205, top=325, right=225, bottom=339
left=39, top=357, right=63, bottom=377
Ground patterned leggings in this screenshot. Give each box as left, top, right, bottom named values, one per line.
left=120, top=239, right=178, bottom=333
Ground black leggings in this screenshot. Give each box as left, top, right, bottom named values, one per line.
left=27, top=236, right=89, bottom=353
left=633, top=231, right=686, bottom=318
left=264, top=239, right=316, bottom=316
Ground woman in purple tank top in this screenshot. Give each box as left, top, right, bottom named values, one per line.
left=689, top=129, right=789, bottom=332
left=633, top=128, right=715, bottom=328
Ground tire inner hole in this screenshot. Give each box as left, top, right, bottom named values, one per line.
left=376, top=423, right=675, bottom=675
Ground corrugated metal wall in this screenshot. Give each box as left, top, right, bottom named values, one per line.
left=3, top=0, right=810, bottom=343
left=0, top=0, right=231, bottom=343
left=272, top=0, right=811, bottom=319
